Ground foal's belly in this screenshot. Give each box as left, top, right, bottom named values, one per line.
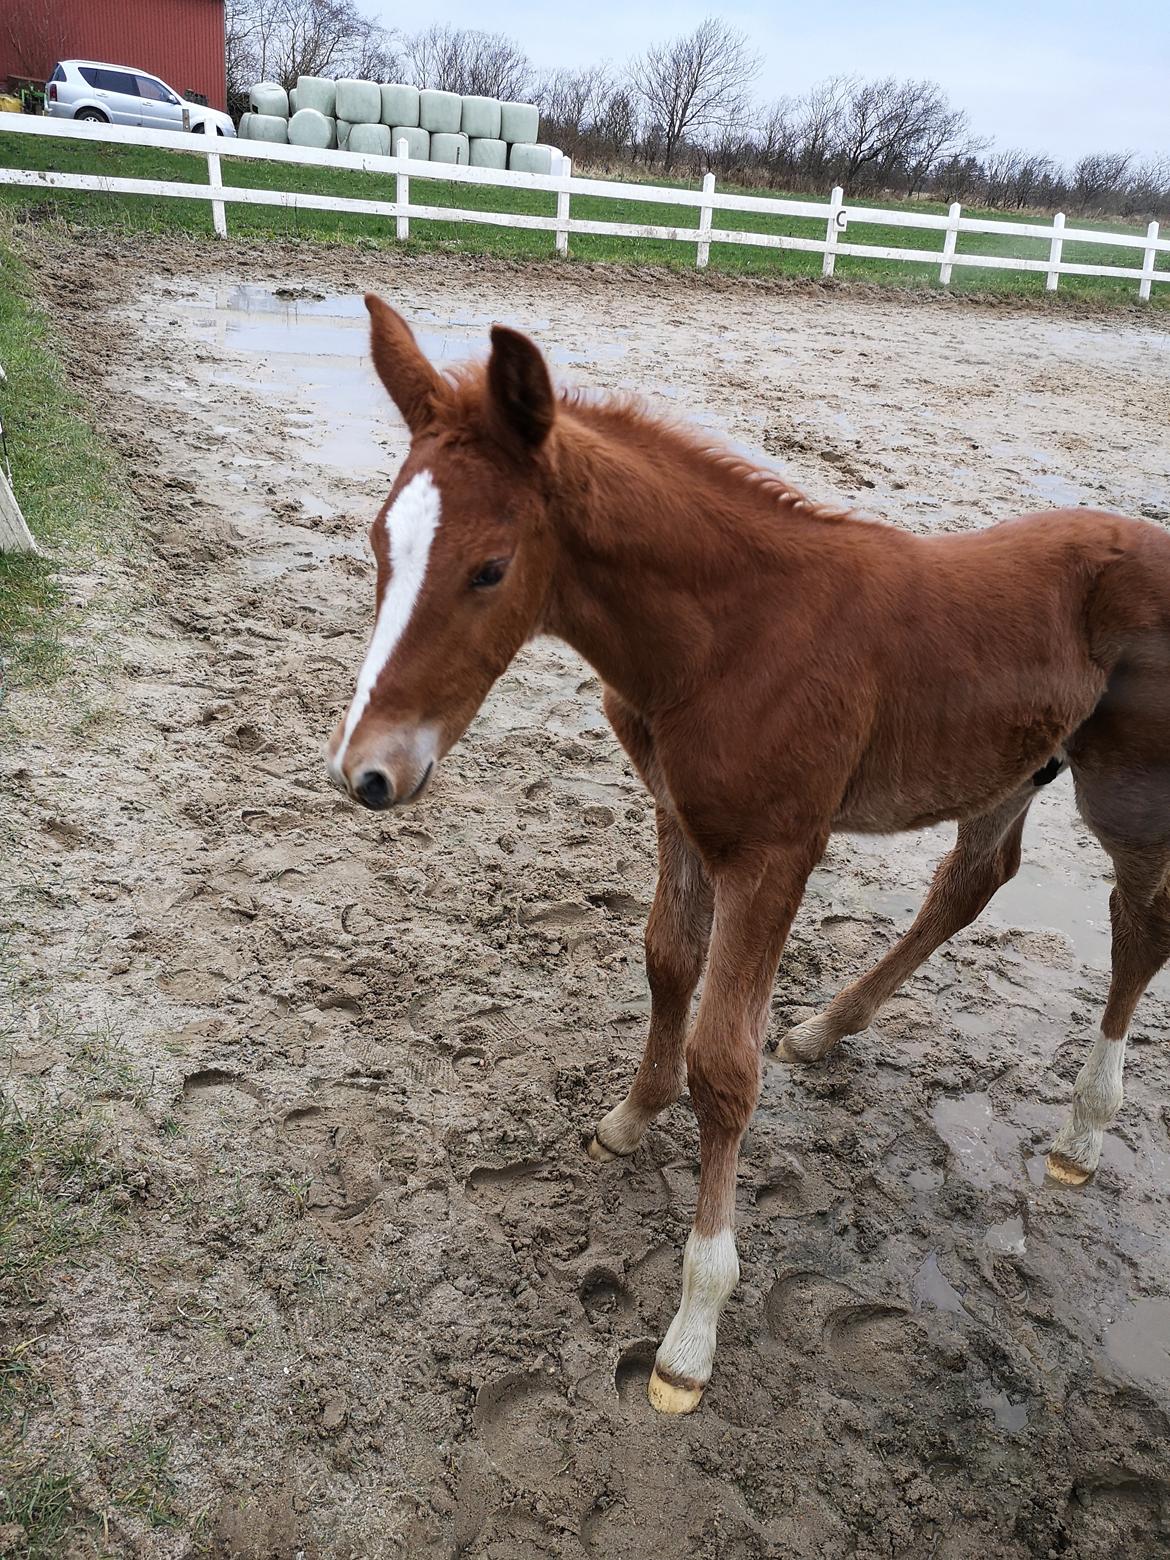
left=830, top=728, right=1075, bottom=835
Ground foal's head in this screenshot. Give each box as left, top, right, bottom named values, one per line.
left=326, top=296, right=558, bottom=809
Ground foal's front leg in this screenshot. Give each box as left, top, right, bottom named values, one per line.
left=650, top=843, right=821, bottom=1413
left=588, top=805, right=713, bottom=1160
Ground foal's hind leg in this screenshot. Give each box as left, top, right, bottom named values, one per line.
left=1048, top=841, right=1170, bottom=1184
left=780, top=788, right=1035, bottom=1063
left=588, top=804, right=713, bottom=1160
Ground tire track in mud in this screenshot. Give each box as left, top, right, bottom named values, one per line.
left=4, top=233, right=1169, bottom=1557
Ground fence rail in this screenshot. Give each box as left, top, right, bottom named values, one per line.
left=0, top=112, right=1166, bottom=299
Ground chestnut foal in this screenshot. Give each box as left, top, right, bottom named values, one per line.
left=326, top=297, right=1170, bottom=1413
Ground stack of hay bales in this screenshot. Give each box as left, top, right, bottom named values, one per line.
left=239, top=76, right=555, bottom=173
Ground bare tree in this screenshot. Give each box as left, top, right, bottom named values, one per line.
left=401, top=26, right=530, bottom=99
left=793, top=76, right=850, bottom=185
left=226, top=0, right=398, bottom=98
left=536, top=64, right=638, bottom=164
left=1071, top=151, right=1133, bottom=213
left=632, top=18, right=760, bottom=173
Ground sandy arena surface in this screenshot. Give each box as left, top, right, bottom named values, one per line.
left=4, top=235, right=1170, bottom=1557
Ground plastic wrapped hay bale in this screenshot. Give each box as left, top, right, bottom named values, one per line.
left=249, top=81, right=288, bottom=117
left=248, top=113, right=289, bottom=144
left=296, top=76, right=336, bottom=117
left=336, top=119, right=353, bottom=150
left=419, top=89, right=461, bottom=134
left=390, top=125, right=429, bottom=159
left=430, top=132, right=469, bottom=165
left=500, top=101, right=539, bottom=144
left=289, top=87, right=298, bottom=113
left=288, top=108, right=335, bottom=149
left=238, top=112, right=253, bottom=140
left=469, top=137, right=506, bottom=169
left=335, top=78, right=381, bottom=125
left=508, top=142, right=554, bottom=175
left=348, top=122, right=391, bottom=156
left=461, top=96, right=500, bottom=140
left=380, top=83, right=419, bottom=127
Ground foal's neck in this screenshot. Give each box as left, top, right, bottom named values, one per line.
left=540, top=402, right=841, bottom=713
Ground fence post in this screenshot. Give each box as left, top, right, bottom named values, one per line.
left=696, top=171, right=715, bottom=269
left=396, top=138, right=409, bottom=242
left=1046, top=212, right=1065, bottom=292
left=555, top=155, right=572, bottom=258
left=1139, top=219, right=1160, bottom=302
left=204, top=116, right=226, bottom=238
left=938, top=201, right=961, bottom=285
left=822, top=185, right=844, bottom=277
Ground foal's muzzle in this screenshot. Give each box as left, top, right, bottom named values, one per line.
left=353, top=768, right=393, bottom=810
left=325, top=722, right=439, bottom=811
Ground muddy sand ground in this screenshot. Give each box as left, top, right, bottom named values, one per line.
left=3, top=237, right=1170, bottom=1558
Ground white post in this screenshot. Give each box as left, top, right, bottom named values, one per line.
left=204, top=116, right=226, bottom=238
left=696, top=170, right=715, bottom=269
left=555, top=155, right=572, bottom=258
left=396, top=138, right=409, bottom=242
left=0, top=462, right=39, bottom=554
left=939, top=200, right=961, bottom=285
left=822, top=185, right=844, bottom=277
left=1046, top=212, right=1065, bottom=292
left=1139, top=219, right=1160, bottom=302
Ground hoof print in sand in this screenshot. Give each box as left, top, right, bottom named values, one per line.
left=752, top=1154, right=837, bottom=1219
left=178, top=1069, right=264, bottom=1124
left=613, top=1339, right=659, bottom=1406
left=767, top=1271, right=927, bottom=1391
left=579, top=1266, right=633, bottom=1325
left=473, top=1373, right=572, bottom=1486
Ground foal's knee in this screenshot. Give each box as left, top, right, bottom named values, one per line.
left=686, top=1037, right=760, bottom=1140
left=646, top=913, right=706, bottom=1005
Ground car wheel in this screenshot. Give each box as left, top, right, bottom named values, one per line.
left=76, top=108, right=108, bottom=122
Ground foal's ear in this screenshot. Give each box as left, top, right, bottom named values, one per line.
left=365, top=294, right=447, bottom=434
left=486, top=325, right=555, bottom=451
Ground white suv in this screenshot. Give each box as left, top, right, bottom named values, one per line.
left=46, top=60, right=235, bottom=136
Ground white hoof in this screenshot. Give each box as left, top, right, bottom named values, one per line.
left=1045, top=1151, right=1095, bottom=1187
left=648, top=1368, right=703, bottom=1414
left=587, top=1134, right=619, bottom=1163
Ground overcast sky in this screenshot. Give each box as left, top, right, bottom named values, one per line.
left=372, top=0, right=1169, bottom=164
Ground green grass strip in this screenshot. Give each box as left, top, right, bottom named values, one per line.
left=1, top=132, right=1164, bottom=304
left=0, top=227, right=125, bottom=689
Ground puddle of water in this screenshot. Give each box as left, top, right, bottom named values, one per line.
left=981, top=1386, right=1029, bottom=1432
left=911, top=1250, right=968, bottom=1315
left=985, top=1215, right=1027, bottom=1256
left=932, top=1091, right=1022, bottom=1188
left=906, top=1164, right=945, bottom=1193
left=987, top=863, right=1111, bottom=968
left=1102, top=1298, right=1170, bottom=1398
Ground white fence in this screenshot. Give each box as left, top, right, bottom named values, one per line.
left=0, top=112, right=1167, bottom=299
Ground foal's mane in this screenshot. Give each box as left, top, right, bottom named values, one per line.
left=441, top=362, right=863, bottom=528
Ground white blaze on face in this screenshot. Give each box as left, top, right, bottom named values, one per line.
left=335, top=470, right=442, bottom=769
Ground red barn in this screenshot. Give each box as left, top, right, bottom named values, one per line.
left=2, top=0, right=227, bottom=112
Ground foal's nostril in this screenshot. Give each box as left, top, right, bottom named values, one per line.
left=353, top=769, right=393, bottom=811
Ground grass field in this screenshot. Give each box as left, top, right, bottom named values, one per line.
left=1, top=128, right=1166, bottom=303
left=0, top=231, right=125, bottom=687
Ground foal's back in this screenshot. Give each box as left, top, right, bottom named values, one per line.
left=824, top=507, right=1170, bottom=832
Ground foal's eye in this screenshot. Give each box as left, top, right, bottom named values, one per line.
left=470, top=558, right=508, bottom=590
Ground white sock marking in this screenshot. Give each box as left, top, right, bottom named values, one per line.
left=1051, top=1032, right=1127, bottom=1172
left=655, top=1229, right=739, bottom=1387
left=335, top=471, right=441, bottom=769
